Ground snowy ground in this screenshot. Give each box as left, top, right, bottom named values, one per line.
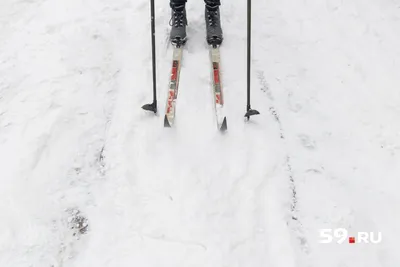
left=1, top=0, right=400, bottom=266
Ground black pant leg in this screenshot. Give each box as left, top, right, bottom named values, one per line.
left=170, top=0, right=221, bottom=10
left=204, top=0, right=221, bottom=7
left=170, top=0, right=187, bottom=9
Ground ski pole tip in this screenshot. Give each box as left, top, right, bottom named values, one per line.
left=244, top=109, right=260, bottom=120
left=142, top=101, right=157, bottom=113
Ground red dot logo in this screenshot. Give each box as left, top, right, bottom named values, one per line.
left=349, top=237, right=356, bottom=244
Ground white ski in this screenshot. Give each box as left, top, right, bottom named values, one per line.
left=164, top=46, right=183, bottom=127
left=209, top=45, right=227, bottom=131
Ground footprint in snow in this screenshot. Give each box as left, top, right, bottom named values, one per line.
left=298, top=134, right=316, bottom=150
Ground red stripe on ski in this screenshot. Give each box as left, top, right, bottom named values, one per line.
left=166, top=90, right=174, bottom=113
left=213, top=62, right=220, bottom=84
left=216, top=93, right=221, bottom=104
left=171, top=60, right=179, bottom=81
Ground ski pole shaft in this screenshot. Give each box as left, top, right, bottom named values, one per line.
left=142, top=0, right=158, bottom=113
left=151, top=0, right=157, bottom=104
left=246, top=0, right=251, bottom=111
left=244, top=0, right=260, bottom=119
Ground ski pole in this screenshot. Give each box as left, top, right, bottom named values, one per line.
left=244, top=0, right=260, bottom=119
left=142, top=0, right=158, bottom=113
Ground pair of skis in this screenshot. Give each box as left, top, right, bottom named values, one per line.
left=163, top=43, right=227, bottom=132
left=143, top=0, right=258, bottom=131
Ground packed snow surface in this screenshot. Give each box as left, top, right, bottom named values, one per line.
left=0, top=0, right=399, bottom=266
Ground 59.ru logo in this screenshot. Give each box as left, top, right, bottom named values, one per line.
left=319, top=228, right=382, bottom=244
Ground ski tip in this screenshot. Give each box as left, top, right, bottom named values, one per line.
left=219, top=117, right=228, bottom=132
left=164, top=115, right=171, bottom=128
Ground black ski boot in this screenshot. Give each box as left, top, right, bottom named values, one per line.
left=205, top=4, right=223, bottom=46
left=169, top=5, right=187, bottom=46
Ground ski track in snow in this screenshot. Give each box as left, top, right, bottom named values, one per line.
left=254, top=0, right=400, bottom=266
left=1, top=0, right=400, bottom=266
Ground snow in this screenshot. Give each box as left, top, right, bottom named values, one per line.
left=0, top=0, right=399, bottom=266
